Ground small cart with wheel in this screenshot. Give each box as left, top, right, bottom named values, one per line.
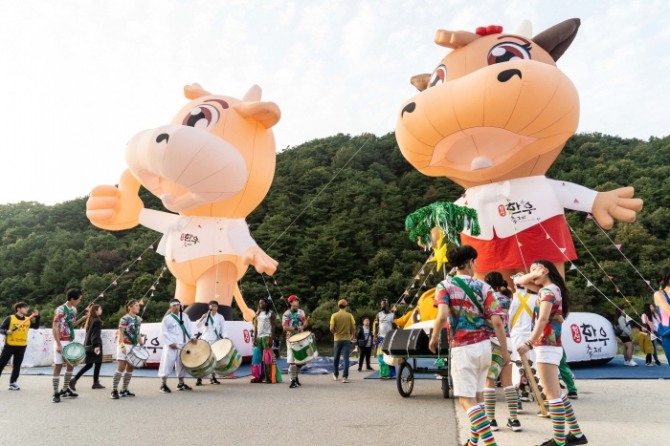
left=394, top=354, right=451, bottom=398
left=381, top=326, right=452, bottom=398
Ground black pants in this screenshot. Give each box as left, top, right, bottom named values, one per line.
left=358, top=346, right=372, bottom=370
left=0, top=344, right=27, bottom=383
left=74, top=362, right=102, bottom=381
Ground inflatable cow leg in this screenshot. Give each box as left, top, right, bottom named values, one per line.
left=183, top=259, right=243, bottom=321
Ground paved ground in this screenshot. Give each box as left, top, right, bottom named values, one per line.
left=0, top=372, right=455, bottom=446
left=1, top=366, right=668, bottom=445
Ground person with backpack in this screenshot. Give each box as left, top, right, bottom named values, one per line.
left=428, top=245, right=508, bottom=446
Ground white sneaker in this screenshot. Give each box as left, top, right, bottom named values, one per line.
left=333, top=374, right=339, bottom=381
left=342, top=378, right=349, bottom=383
left=623, top=360, right=630, bottom=366
left=629, top=359, right=638, bottom=366
left=8, top=383, right=20, bottom=391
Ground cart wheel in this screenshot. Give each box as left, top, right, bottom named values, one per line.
left=441, top=376, right=450, bottom=399
left=397, top=361, right=414, bottom=397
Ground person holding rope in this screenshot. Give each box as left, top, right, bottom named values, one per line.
left=52, top=288, right=87, bottom=403
left=159, top=298, right=197, bottom=393
left=428, top=245, right=507, bottom=446
left=516, top=260, right=588, bottom=446
left=282, top=295, right=307, bottom=389
left=68, top=304, right=105, bottom=392
left=195, top=300, right=226, bottom=386
left=0, top=302, right=40, bottom=390
left=110, top=299, right=143, bottom=399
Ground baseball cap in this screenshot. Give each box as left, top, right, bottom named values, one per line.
left=287, top=295, right=299, bottom=303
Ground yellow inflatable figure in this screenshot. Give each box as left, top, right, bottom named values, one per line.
left=394, top=287, right=438, bottom=329
left=86, top=84, right=280, bottom=321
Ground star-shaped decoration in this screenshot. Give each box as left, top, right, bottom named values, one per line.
left=429, top=230, right=448, bottom=272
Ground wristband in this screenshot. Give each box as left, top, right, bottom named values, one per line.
left=525, top=340, right=534, bottom=350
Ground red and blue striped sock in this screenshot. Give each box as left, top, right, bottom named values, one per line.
left=504, top=385, right=519, bottom=420
left=548, top=397, right=566, bottom=445
left=562, top=394, right=584, bottom=437
left=483, top=387, right=497, bottom=420
left=467, top=404, right=497, bottom=445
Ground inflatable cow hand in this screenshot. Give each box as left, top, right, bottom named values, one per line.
left=86, top=170, right=144, bottom=230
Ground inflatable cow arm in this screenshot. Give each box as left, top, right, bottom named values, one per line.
left=86, top=169, right=144, bottom=231
left=592, top=186, right=643, bottom=229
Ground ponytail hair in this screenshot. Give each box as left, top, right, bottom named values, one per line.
left=533, top=260, right=570, bottom=318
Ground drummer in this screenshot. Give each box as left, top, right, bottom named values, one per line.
left=195, top=300, right=227, bottom=386
left=158, top=299, right=197, bottom=393
left=282, top=295, right=308, bottom=389
left=111, top=299, right=144, bottom=400
left=51, top=288, right=86, bottom=403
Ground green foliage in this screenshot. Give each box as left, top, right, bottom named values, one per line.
left=1, top=132, right=669, bottom=330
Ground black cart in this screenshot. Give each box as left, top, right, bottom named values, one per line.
left=393, top=355, right=451, bottom=398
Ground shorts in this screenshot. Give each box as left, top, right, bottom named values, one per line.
left=487, top=343, right=505, bottom=381
left=286, top=340, right=295, bottom=364
left=618, top=335, right=632, bottom=343
left=116, top=344, right=134, bottom=362
left=53, top=340, right=72, bottom=365
left=535, top=345, right=563, bottom=366
left=450, top=340, right=491, bottom=398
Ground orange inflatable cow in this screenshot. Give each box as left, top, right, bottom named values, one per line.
left=86, top=84, right=279, bottom=321
left=395, top=19, right=643, bottom=279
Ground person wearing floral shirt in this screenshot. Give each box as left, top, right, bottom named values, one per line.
left=429, top=246, right=508, bottom=446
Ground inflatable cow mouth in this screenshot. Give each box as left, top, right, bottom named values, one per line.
left=395, top=20, right=581, bottom=189
left=125, top=123, right=249, bottom=213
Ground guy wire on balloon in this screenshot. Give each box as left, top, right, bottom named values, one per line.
left=567, top=221, right=649, bottom=332
left=87, top=235, right=163, bottom=308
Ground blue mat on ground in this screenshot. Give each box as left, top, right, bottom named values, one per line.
left=21, top=362, right=253, bottom=379
left=571, top=356, right=670, bottom=379
left=19, top=357, right=351, bottom=379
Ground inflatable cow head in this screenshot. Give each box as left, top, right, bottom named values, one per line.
left=125, top=83, right=280, bottom=218
left=395, top=19, right=581, bottom=188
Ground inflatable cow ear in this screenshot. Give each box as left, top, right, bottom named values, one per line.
left=232, top=85, right=280, bottom=128
left=410, top=73, right=431, bottom=92
left=184, top=83, right=212, bottom=99
left=533, top=18, right=581, bottom=61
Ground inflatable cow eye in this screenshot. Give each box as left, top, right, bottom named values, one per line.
left=428, top=64, right=447, bottom=88
left=183, top=103, right=221, bottom=130
left=487, top=41, right=532, bottom=65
